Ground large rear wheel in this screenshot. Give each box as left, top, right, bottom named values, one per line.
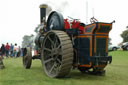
left=41, top=30, right=73, bottom=78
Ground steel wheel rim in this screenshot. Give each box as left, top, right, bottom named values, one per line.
left=23, top=47, right=32, bottom=69
left=23, top=48, right=27, bottom=67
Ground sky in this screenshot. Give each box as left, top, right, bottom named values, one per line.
left=0, top=0, right=128, bottom=46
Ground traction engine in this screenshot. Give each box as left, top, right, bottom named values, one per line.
left=23, top=4, right=114, bottom=78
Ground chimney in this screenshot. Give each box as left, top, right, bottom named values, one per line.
left=39, top=4, right=48, bottom=23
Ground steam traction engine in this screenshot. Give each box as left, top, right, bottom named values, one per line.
left=23, top=4, right=114, bottom=78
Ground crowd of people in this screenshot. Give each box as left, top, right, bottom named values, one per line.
left=0, top=43, right=23, bottom=59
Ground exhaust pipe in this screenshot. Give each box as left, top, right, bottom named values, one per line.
left=39, top=4, right=48, bottom=23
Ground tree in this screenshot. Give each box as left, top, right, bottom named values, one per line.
left=121, top=26, right=128, bottom=43
left=22, top=34, right=34, bottom=48
left=127, top=26, right=128, bottom=29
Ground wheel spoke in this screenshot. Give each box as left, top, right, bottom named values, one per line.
left=47, top=54, right=53, bottom=57
left=57, top=44, right=61, bottom=49
left=44, top=47, right=52, bottom=52
left=56, top=38, right=61, bottom=48
left=56, top=58, right=61, bottom=64
left=49, top=63, right=55, bottom=73
left=53, top=35, right=57, bottom=48
left=44, top=58, right=53, bottom=64
left=48, top=36, right=54, bottom=45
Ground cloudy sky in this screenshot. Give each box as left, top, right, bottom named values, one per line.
left=0, top=0, right=128, bottom=46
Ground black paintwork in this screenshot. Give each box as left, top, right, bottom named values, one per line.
left=90, top=56, right=112, bottom=65
left=97, top=25, right=110, bottom=33
left=32, top=55, right=41, bottom=60
left=85, top=25, right=95, bottom=32
left=74, top=37, right=90, bottom=65
left=96, top=38, right=106, bottom=56
left=66, top=29, right=79, bottom=35
left=46, top=11, right=64, bottom=31
left=73, top=23, right=112, bottom=66
left=40, top=8, right=46, bottom=23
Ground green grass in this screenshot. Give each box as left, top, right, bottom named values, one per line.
left=0, top=51, right=128, bottom=85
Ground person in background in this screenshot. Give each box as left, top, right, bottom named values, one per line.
left=10, top=44, right=14, bottom=58
left=0, top=44, right=5, bottom=59
left=5, top=43, right=10, bottom=58
left=14, top=43, right=18, bottom=58
left=20, top=48, right=23, bottom=57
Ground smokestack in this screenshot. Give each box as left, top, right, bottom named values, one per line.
left=39, top=4, right=48, bottom=23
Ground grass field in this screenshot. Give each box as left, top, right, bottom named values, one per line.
left=0, top=51, right=128, bottom=85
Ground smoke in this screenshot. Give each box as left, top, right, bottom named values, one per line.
left=41, top=0, right=69, bottom=16
left=46, top=5, right=52, bottom=15
left=56, top=1, right=69, bottom=13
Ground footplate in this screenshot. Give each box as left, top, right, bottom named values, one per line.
left=91, top=56, right=112, bottom=65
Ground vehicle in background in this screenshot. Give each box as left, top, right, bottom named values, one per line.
left=108, top=44, right=120, bottom=51
left=121, top=42, right=128, bottom=51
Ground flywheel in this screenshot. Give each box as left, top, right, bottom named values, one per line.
left=46, top=11, right=64, bottom=31
left=41, top=30, right=73, bottom=78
